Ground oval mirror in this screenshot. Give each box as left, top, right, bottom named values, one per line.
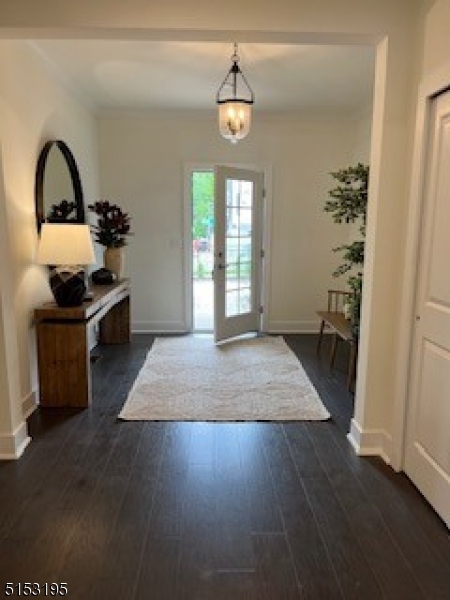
left=35, top=140, right=85, bottom=232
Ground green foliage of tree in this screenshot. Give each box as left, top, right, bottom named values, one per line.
left=332, top=240, right=365, bottom=278
left=347, top=272, right=363, bottom=334
left=192, top=172, right=214, bottom=240
left=196, top=260, right=207, bottom=279
left=324, top=162, right=368, bottom=235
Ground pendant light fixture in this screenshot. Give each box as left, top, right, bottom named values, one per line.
left=216, top=43, right=254, bottom=144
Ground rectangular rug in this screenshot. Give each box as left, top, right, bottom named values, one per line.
left=118, top=335, right=330, bottom=421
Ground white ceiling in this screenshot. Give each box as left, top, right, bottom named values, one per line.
left=31, top=40, right=375, bottom=116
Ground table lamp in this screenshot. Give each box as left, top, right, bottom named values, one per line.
left=36, top=223, right=95, bottom=307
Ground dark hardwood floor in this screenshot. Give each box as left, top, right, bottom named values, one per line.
left=1, top=334, right=449, bottom=599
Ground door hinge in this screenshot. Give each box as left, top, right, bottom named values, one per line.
left=262, top=188, right=267, bottom=199
left=259, top=305, right=264, bottom=314
left=260, top=249, right=265, bottom=259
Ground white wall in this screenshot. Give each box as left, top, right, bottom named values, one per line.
left=352, top=105, right=373, bottom=165
left=98, top=111, right=367, bottom=333
left=421, top=0, right=450, bottom=76
left=0, top=40, right=100, bottom=456
left=0, top=152, right=27, bottom=457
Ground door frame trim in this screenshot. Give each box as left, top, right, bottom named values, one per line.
left=183, top=161, right=272, bottom=334
left=392, top=64, right=450, bottom=472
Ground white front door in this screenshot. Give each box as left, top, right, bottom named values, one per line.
left=213, top=166, right=263, bottom=343
left=405, top=89, right=450, bottom=528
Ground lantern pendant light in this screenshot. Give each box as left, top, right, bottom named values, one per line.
left=216, top=43, right=255, bottom=144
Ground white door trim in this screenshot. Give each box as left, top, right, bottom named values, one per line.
left=183, top=161, right=272, bottom=334
left=391, top=64, right=450, bottom=472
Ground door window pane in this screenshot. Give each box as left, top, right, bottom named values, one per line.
left=239, top=289, right=251, bottom=313
left=226, top=290, right=239, bottom=317
left=239, top=209, right=252, bottom=236
left=223, top=176, right=255, bottom=319
left=239, top=261, right=251, bottom=285
left=226, top=179, right=238, bottom=207
left=226, top=238, right=238, bottom=263
left=239, top=240, right=252, bottom=263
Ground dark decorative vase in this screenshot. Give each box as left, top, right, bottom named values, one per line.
left=91, top=268, right=116, bottom=286
left=49, top=269, right=86, bottom=307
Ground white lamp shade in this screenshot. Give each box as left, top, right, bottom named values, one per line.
left=37, top=223, right=95, bottom=266
left=219, top=101, right=252, bottom=143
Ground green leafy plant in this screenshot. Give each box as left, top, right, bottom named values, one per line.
left=324, top=162, right=368, bottom=228
left=332, top=240, right=365, bottom=278
left=88, top=200, right=132, bottom=248
left=347, top=272, right=363, bottom=336
left=46, top=199, right=77, bottom=222
left=192, top=171, right=214, bottom=240
left=324, top=163, right=369, bottom=336
left=196, top=260, right=207, bottom=279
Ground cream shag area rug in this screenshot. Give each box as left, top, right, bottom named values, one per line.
left=119, top=335, right=330, bottom=422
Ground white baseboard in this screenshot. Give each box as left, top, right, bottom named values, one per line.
left=347, top=418, right=392, bottom=465
left=132, top=321, right=187, bottom=334
left=0, top=421, right=31, bottom=460
left=268, top=320, right=321, bottom=333
left=22, top=390, right=38, bottom=419
left=132, top=320, right=324, bottom=335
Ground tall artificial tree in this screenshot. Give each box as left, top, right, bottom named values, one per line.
left=324, top=162, right=369, bottom=336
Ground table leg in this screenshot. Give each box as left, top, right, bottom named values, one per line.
left=99, top=296, right=130, bottom=344
left=37, top=321, right=90, bottom=407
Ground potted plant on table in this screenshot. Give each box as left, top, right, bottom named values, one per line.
left=88, top=200, right=133, bottom=279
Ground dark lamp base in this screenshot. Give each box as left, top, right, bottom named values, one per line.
left=49, top=269, right=86, bottom=307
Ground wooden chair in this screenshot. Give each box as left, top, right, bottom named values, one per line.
left=316, top=289, right=358, bottom=391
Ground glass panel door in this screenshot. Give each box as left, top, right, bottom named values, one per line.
left=214, top=167, right=263, bottom=342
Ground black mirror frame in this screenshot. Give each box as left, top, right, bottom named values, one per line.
left=35, top=140, right=85, bottom=232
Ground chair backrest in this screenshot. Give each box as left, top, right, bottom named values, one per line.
left=327, top=289, right=353, bottom=313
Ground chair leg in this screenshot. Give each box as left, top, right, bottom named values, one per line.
left=317, top=320, right=326, bottom=355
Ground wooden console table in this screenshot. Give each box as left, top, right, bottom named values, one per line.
left=34, top=279, right=130, bottom=408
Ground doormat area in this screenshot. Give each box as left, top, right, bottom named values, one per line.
left=118, top=335, right=330, bottom=422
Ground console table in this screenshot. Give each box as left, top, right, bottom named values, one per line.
left=34, top=279, right=130, bottom=408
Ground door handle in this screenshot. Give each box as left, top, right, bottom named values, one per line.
left=216, top=263, right=229, bottom=270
